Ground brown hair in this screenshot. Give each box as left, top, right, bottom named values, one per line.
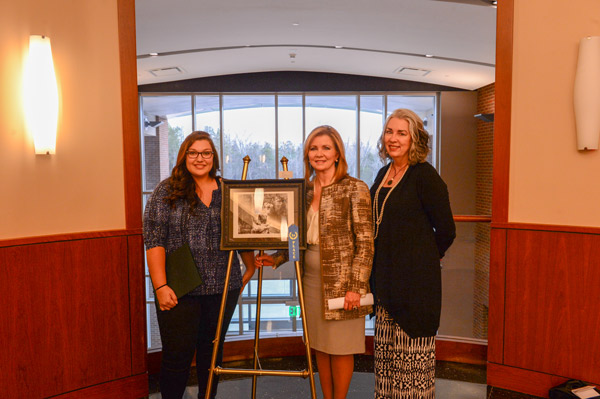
left=166, top=131, right=220, bottom=208
left=377, top=108, right=430, bottom=165
left=303, top=125, right=348, bottom=185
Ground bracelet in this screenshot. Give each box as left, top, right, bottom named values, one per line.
left=155, top=284, right=168, bottom=291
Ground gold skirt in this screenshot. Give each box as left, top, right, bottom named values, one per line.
left=303, top=244, right=365, bottom=355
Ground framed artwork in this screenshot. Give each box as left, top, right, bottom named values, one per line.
left=220, top=178, right=306, bottom=250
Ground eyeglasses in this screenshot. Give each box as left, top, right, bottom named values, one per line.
left=186, top=150, right=214, bottom=159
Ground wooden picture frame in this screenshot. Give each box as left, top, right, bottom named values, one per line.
left=220, top=179, right=306, bottom=250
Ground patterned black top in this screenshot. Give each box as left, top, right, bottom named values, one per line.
left=143, top=178, right=242, bottom=295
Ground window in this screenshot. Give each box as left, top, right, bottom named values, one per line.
left=223, top=95, right=276, bottom=179
left=278, top=95, right=304, bottom=179
left=141, top=92, right=439, bottom=350
left=360, top=95, right=386, bottom=186
left=305, top=95, right=358, bottom=176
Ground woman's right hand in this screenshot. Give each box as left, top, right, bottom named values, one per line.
left=255, top=253, right=275, bottom=268
left=156, top=285, right=178, bottom=311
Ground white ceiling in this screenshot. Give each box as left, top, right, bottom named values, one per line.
left=135, top=0, right=496, bottom=90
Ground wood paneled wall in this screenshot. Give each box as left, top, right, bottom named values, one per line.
left=504, top=230, right=600, bottom=378
left=488, top=225, right=600, bottom=397
left=0, top=232, right=147, bottom=398
left=489, top=1, right=600, bottom=396
left=1, top=0, right=145, bottom=397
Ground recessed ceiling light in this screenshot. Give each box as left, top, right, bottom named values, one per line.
left=292, top=22, right=299, bottom=26
left=425, top=54, right=434, bottom=58
left=334, top=46, right=343, bottom=49
left=149, top=52, right=158, bottom=57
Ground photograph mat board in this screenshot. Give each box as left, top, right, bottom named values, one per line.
left=232, top=190, right=293, bottom=239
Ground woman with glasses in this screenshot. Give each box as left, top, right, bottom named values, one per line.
left=256, top=126, right=374, bottom=399
left=143, top=131, right=255, bottom=399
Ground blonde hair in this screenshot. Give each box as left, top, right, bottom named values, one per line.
left=303, top=125, right=348, bottom=184
left=377, top=108, right=430, bottom=165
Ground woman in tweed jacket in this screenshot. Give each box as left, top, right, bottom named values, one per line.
left=256, top=126, right=374, bottom=399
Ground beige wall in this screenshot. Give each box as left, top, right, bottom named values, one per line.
left=510, top=0, right=600, bottom=227
left=438, top=91, right=478, bottom=338
left=440, top=91, right=478, bottom=215
left=0, top=0, right=126, bottom=239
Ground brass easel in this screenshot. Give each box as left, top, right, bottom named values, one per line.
left=205, top=156, right=316, bottom=399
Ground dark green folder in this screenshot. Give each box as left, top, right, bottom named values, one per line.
left=165, top=243, right=203, bottom=298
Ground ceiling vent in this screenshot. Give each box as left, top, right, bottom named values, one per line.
left=394, top=67, right=431, bottom=77
left=149, top=66, right=185, bottom=77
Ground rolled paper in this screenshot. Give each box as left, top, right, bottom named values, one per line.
left=327, top=293, right=374, bottom=310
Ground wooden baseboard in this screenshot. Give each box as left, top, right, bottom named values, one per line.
left=48, top=374, right=148, bottom=399
left=436, top=337, right=487, bottom=365
left=487, top=363, right=571, bottom=398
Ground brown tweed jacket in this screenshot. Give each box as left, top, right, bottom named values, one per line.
left=274, top=175, right=374, bottom=320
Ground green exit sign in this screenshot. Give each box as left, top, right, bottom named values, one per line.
left=288, top=306, right=301, bottom=317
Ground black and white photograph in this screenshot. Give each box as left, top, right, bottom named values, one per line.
left=221, top=179, right=306, bottom=250
left=233, top=191, right=290, bottom=238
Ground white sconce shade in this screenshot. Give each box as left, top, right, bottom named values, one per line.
left=574, top=36, right=600, bottom=151
left=24, top=35, right=59, bottom=154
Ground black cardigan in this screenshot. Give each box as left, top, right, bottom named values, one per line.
left=370, top=162, right=456, bottom=338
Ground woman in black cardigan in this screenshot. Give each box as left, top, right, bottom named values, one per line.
left=370, top=109, right=456, bottom=399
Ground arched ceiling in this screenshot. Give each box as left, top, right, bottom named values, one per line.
left=135, top=0, right=496, bottom=90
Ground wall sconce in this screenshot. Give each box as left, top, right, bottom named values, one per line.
left=23, top=35, right=59, bottom=154
left=574, top=36, right=600, bottom=151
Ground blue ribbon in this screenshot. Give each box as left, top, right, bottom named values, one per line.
left=287, top=224, right=300, bottom=261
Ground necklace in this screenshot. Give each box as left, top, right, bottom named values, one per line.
left=386, top=163, right=408, bottom=186
left=373, top=163, right=409, bottom=239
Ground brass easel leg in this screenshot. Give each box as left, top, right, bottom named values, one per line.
left=205, top=251, right=235, bottom=399
left=206, top=156, right=251, bottom=399
left=251, top=254, right=264, bottom=399
left=280, top=156, right=315, bottom=398
left=295, top=260, right=316, bottom=399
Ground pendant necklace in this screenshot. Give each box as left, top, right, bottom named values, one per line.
left=373, top=162, right=409, bottom=239
left=386, top=163, right=407, bottom=186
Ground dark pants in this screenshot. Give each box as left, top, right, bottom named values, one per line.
left=156, top=289, right=240, bottom=399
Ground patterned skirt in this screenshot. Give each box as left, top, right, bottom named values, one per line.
left=374, top=305, right=436, bottom=399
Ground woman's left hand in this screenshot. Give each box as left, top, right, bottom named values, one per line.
left=344, top=291, right=361, bottom=311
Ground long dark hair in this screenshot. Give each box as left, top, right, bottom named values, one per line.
left=166, top=131, right=220, bottom=209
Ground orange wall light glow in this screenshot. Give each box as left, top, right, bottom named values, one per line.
left=23, top=35, right=59, bottom=155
